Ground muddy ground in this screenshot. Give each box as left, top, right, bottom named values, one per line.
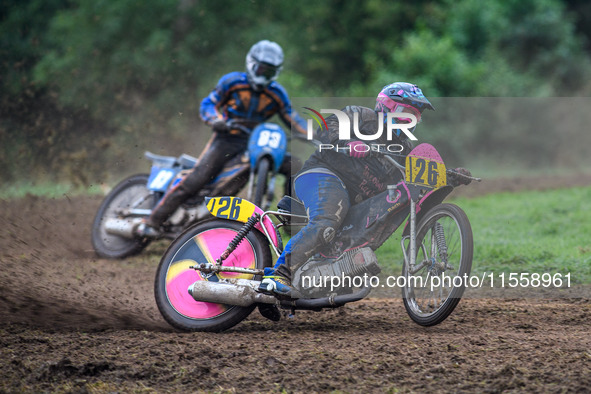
left=1, top=175, right=590, bottom=392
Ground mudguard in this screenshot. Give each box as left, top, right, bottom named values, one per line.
left=401, top=185, right=454, bottom=237
left=205, top=196, right=280, bottom=250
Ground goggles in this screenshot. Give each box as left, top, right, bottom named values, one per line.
left=377, top=92, right=422, bottom=123
left=253, top=63, right=280, bottom=79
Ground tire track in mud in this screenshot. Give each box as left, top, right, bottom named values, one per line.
left=0, top=195, right=167, bottom=332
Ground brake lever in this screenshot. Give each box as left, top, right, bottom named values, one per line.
left=446, top=169, right=482, bottom=182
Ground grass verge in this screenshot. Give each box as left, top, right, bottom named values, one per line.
left=377, top=185, right=591, bottom=285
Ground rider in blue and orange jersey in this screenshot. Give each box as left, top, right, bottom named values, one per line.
left=137, top=40, right=307, bottom=237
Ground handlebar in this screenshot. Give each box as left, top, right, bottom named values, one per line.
left=446, top=168, right=482, bottom=182
left=225, top=119, right=253, bottom=134
left=224, top=119, right=318, bottom=147
left=382, top=154, right=406, bottom=172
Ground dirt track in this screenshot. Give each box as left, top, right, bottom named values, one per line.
left=1, top=178, right=590, bottom=392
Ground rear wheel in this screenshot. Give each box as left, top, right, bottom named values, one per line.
left=91, top=174, right=154, bottom=259
left=154, top=219, right=272, bottom=332
left=402, top=203, right=473, bottom=326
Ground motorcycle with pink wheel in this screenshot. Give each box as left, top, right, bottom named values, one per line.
left=154, top=143, right=480, bottom=332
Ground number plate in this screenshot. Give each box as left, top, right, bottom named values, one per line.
left=206, top=197, right=256, bottom=222
left=405, top=156, right=447, bottom=189
left=147, top=167, right=179, bottom=192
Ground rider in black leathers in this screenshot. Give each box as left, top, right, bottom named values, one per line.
left=260, top=82, right=471, bottom=296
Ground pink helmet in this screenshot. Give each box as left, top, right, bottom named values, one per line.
left=375, top=82, right=434, bottom=123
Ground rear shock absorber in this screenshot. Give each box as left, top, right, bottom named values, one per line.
left=216, top=214, right=260, bottom=264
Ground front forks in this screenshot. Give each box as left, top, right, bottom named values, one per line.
left=401, top=202, right=451, bottom=275
left=402, top=199, right=420, bottom=274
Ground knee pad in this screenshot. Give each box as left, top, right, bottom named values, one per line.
left=322, top=226, right=336, bottom=244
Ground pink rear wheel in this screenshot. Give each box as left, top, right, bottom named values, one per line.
left=154, top=219, right=272, bottom=332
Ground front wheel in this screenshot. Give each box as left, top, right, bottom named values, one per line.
left=154, top=219, right=272, bottom=332
left=253, top=157, right=272, bottom=210
left=402, top=203, right=473, bottom=326
left=91, top=174, right=154, bottom=259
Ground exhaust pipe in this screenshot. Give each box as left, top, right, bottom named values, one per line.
left=281, top=285, right=371, bottom=310
left=103, top=218, right=141, bottom=238
left=188, top=278, right=372, bottom=310
left=188, top=279, right=277, bottom=307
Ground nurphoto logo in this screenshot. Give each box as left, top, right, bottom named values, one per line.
left=304, top=107, right=418, bottom=154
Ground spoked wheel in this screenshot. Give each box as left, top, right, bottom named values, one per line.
left=402, top=203, right=473, bottom=326
left=91, top=174, right=154, bottom=259
left=154, top=219, right=272, bottom=332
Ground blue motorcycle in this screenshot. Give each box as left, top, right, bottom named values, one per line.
left=91, top=122, right=289, bottom=259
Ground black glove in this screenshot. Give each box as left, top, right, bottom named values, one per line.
left=212, top=119, right=229, bottom=134
left=447, top=167, right=472, bottom=187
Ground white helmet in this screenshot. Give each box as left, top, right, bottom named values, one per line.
left=245, top=40, right=284, bottom=90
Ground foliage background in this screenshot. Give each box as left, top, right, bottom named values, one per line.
left=2, top=0, right=591, bottom=188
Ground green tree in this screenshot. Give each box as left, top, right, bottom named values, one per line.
left=2, top=0, right=591, bottom=186
left=0, top=0, right=70, bottom=96
left=376, top=0, right=590, bottom=97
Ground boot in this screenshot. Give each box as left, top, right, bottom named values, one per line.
left=260, top=266, right=294, bottom=296
left=134, top=218, right=161, bottom=239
